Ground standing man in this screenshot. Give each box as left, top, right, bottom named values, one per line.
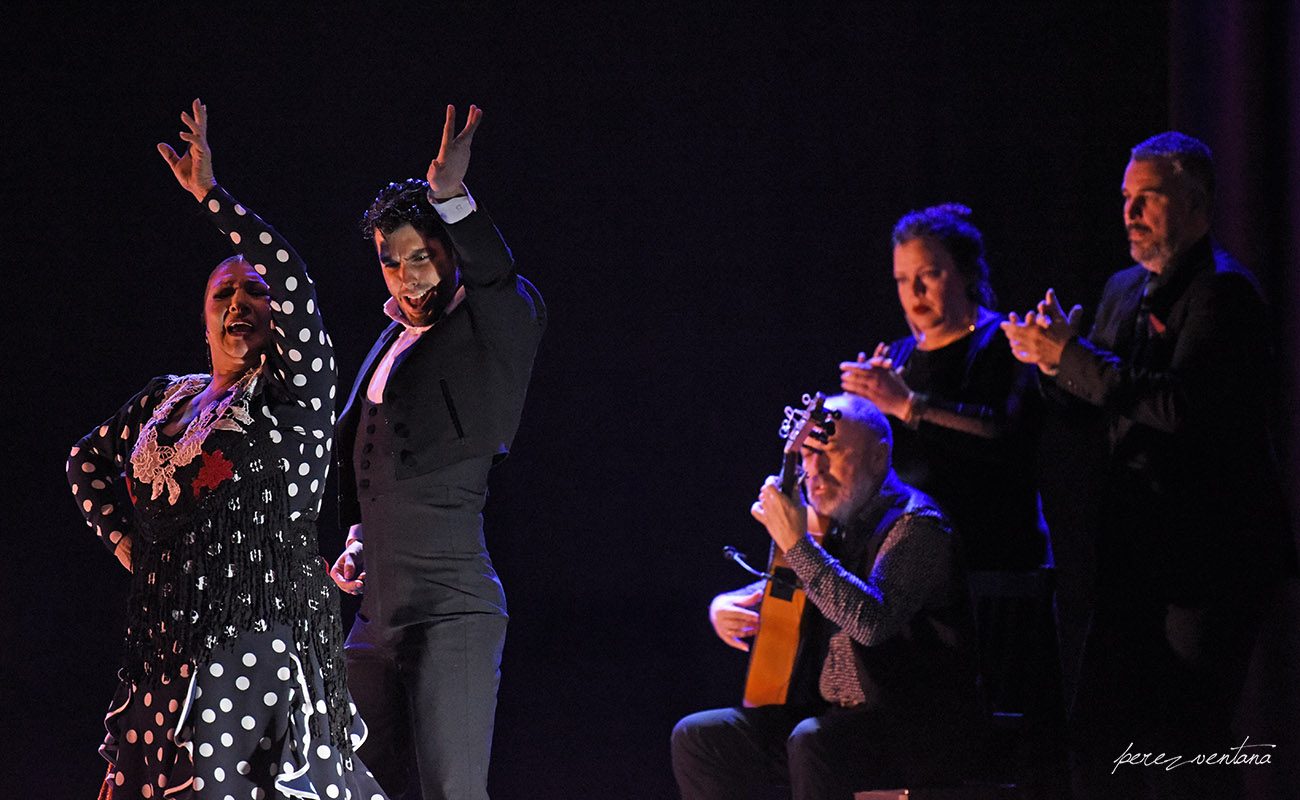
left=1003, top=132, right=1293, bottom=799
left=330, top=105, right=546, bottom=800
left=671, top=394, right=981, bottom=798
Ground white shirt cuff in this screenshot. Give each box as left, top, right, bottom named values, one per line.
left=428, top=186, right=477, bottom=223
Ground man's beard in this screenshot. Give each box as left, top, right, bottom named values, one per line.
left=809, top=479, right=870, bottom=526
left=1128, top=224, right=1179, bottom=271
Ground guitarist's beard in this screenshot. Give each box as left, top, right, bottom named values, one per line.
left=805, top=473, right=871, bottom=526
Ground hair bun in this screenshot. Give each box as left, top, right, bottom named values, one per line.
left=932, top=202, right=973, bottom=220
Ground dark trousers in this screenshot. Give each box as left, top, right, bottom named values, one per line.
left=671, top=704, right=971, bottom=800
left=1069, top=599, right=1262, bottom=800
left=347, top=610, right=507, bottom=800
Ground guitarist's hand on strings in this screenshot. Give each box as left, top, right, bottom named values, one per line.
left=751, top=475, right=807, bottom=554
left=710, top=590, right=763, bottom=652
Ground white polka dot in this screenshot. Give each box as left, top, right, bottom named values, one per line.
left=114, top=771, right=125, bottom=786
left=254, top=263, right=267, bottom=275
left=209, top=662, right=224, bottom=678
left=283, top=761, right=295, bottom=773
left=288, top=348, right=302, bottom=361
left=276, top=249, right=289, bottom=263
left=82, top=499, right=92, bottom=512
left=109, top=530, right=123, bottom=544
left=80, top=462, right=95, bottom=473
left=213, top=767, right=226, bottom=782
left=237, top=760, right=251, bottom=775
left=220, top=698, right=233, bottom=712
left=180, top=663, right=191, bottom=678
left=276, top=666, right=291, bottom=681
left=142, top=784, right=153, bottom=798
left=235, top=204, right=247, bottom=215
left=155, top=712, right=165, bottom=726
left=91, top=479, right=106, bottom=489
left=327, top=785, right=340, bottom=798
left=208, top=199, right=221, bottom=212
left=259, top=232, right=273, bottom=244
left=316, top=700, right=328, bottom=714
left=101, top=503, right=114, bottom=515
left=168, top=699, right=179, bottom=712
left=287, top=483, right=299, bottom=497
left=230, top=231, right=242, bottom=244
left=315, top=744, right=331, bottom=759
left=282, top=300, right=295, bottom=314
left=299, top=329, right=311, bottom=343
left=143, top=729, right=154, bottom=744
left=158, top=774, right=168, bottom=788
left=236, top=676, right=251, bottom=691
left=221, top=732, right=234, bottom=747
left=272, top=639, right=287, bottom=653
left=202, top=708, right=217, bottom=723
left=298, top=462, right=310, bottom=476
left=125, top=729, right=138, bottom=743
left=329, top=385, right=336, bottom=399
left=194, top=777, right=205, bottom=791
left=306, top=299, right=315, bottom=314
left=71, top=483, right=78, bottom=495
left=242, top=652, right=258, bottom=667
left=312, top=429, right=324, bottom=439
left=242, top=715, right=257, bottom=730
left=143, top=691, right=152, bottom=707
left=310, top=480, right=319, bottom=493
left=269, top=430, right=283, bottom=444
left=253, top=789, right=267, bottom=800
left=199, top=742, right=214, bottom=757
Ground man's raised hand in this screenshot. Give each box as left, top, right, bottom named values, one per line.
left=427, top=104, right=483, bottom=201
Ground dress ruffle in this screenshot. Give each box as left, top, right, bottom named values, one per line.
left=98, top=626, right=386, bottom=800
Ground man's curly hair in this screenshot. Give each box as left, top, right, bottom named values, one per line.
left=359, top=178, right=454, bottom=253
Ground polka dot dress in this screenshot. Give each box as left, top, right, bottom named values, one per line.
left=68, top=188, right=385, bottom=799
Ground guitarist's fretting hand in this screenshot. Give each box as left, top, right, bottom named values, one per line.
left=751, top=475, right=808, bottom=553
left=710, top=589, right=763, bottom=652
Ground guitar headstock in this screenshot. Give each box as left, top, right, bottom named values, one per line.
left=778, top=392, right=843, bottom=456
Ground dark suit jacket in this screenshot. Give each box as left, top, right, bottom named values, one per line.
left=1054, top=236, right=1291, bottom=602
left=338, top=206, right=546, bottom=528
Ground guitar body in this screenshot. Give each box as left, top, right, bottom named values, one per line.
left=742, top=515, right=824, bottom=707
left=737, top=392, right=839, bottom=707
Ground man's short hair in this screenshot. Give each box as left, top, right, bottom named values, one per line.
left=360, top=179, right=455, bottom=253
left=826, top=393, right=893, bottom=459
left=1131, top=131, right=1215, bottom=204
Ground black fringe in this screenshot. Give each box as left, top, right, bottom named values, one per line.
left=122, top=429, right=353, bottom=757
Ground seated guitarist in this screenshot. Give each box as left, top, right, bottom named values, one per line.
left=671, top=393, right=982, bottom=799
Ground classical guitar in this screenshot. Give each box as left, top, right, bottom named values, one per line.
left=739, top=392, right=839, bottom=707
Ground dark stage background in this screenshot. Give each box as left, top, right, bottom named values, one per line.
left=5, top=3, right=1298, bottom=798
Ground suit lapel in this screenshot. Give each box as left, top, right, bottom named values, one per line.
left=340, top=322, right=402, bottom=422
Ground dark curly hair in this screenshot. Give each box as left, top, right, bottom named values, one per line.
left=359, top=178, right=454, bottom=254
left=891, top=203, right=995, bottom=308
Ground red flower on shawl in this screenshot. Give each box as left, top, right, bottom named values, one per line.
left=193, top=449, right=235, bottom=497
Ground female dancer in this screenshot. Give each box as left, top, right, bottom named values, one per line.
left=67, top=99, right=385, bottom=800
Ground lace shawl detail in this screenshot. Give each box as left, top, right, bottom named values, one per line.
left=130, top=369, right=260, bottom=504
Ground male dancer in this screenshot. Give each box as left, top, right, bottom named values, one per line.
left=331, top=105, right=546, bottom=800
